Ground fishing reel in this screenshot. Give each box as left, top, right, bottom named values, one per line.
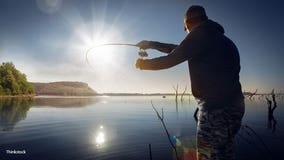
left=138, top=48, right=148, bottom=58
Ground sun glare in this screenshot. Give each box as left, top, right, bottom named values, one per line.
left=88, top=45, right=115, bottom=64
left=63, top=4, right=127, bottom=78
left=68, top=22, right=123, bottom=71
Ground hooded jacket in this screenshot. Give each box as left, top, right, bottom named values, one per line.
left=140, top=20, right=243, bottom=109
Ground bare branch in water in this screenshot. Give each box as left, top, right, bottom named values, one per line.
left=239, top=125, right=272, bottom=159
left=180, top=85, right=187, bottom=102
left=266, top=89, right=277, bottom=133
left=172, top=84, right=179, bottom=102
left=247, top=89, right=258, bottom=100
left=151, top=101, right=180, bottom=160
left=149, top=144, right=153, bottom=160
left=271, top=89, right=277, bottom=110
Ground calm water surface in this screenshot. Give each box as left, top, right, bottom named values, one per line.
left=0, top=96, right=283, bottom=160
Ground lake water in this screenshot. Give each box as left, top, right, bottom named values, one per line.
left=0, top=96, right=283, bottom=160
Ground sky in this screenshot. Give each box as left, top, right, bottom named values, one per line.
left=0, top=0, right=284, bottom=94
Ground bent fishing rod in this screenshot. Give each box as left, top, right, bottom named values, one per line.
left=85, top=43, right=148, bottom=67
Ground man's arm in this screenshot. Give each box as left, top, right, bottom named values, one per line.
left=136, top=34, right=199, bottom=70
left=136, top=47, right=188, bottom=70
left=151, top=42, right=178, bottom=54
left=136, top=41, right=178, bottom=54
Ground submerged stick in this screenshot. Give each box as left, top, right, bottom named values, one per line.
left=237, top=133, right=265, bottom=156
left=180, top=85, right=187, bottom=102
left=173, top=84, right=179, bottom=102
left=239, top=124, right=272, bottom=159
left=247, top=89, right=258, bottom=100
left=151, top=101, right=180, bottom=160
left=149, top=144, right=153, bottom=160
left=243, top=125, right=272, bottom=155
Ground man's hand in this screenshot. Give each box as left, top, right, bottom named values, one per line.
left=136, top=40, right=154, bottom=50
left=135, top=58, right=144, bottom=69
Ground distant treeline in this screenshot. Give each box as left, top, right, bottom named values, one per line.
left=31, top=82, right=97, bottom=96
left=0, top=62, right=34, bottom=96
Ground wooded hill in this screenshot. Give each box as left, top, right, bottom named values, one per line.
left=0, top=62, right=34, bottom=95
left=31, top=81, right=97, bottom=96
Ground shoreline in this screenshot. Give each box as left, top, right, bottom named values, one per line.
left=0, top=94, right=35, bottom=98
left=0, top=93, right=282, bottom=98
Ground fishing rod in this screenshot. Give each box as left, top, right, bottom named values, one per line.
left=85, top=43, right=148, bottom=67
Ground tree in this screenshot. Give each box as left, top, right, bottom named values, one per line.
left=0, top=85, right=4, bottom=95
left=0, top=62, right=34, bottom=95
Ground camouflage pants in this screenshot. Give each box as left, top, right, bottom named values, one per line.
left=196, top=99, right=245, bottom=160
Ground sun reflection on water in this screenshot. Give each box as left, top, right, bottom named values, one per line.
left=94, top=125, right=106, bottom=147
left=96, top=132, right=105, bottom=145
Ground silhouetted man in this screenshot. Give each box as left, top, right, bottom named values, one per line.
left=136, top=5, right=245, bottom=160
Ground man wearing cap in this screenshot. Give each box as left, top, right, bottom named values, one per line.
left=136, top=5, right=245, bottom=160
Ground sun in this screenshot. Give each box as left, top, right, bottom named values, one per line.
left=87, top=43, right=115, bottom=65
left=68, top=21, right=123, bottom=71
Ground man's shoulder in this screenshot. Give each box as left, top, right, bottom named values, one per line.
left=183, top=31, right=203, bottom=43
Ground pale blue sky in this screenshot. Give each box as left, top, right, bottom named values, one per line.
left=0, top=0, right=283, bottom=93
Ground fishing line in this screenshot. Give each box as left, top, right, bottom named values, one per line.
left=85, top=43, right=148, bottom=68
